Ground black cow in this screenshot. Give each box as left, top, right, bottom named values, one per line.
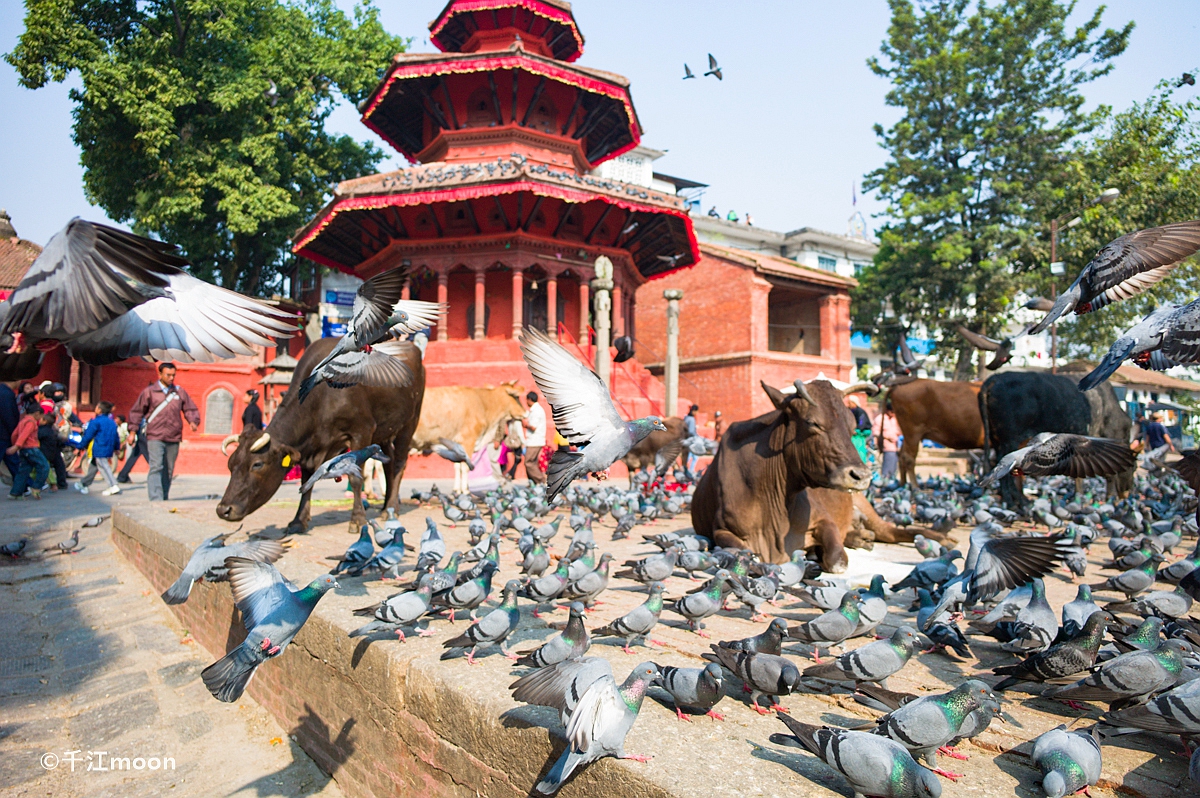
left=979, top=371, right=1132, bottom=507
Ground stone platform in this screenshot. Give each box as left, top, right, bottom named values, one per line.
left=109, top=487, right=1194, bottom=798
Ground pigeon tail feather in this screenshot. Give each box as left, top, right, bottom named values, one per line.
left=1030, top=284, right=1080, bottom=335
left=201, top=642, right=263, bottom=703
left=535, top=747, right=587, bottom=795
left=546, top=450, right=586, bottom=501
left=162, top=574, right=194, bottom=605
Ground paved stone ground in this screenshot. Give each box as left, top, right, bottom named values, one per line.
left=0, top=475, right=344, bottom=798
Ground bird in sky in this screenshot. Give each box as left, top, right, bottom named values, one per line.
left=1077, top=298, right=1200, bottom=390
left=704, top=54, right=722, bottom=80
left=956, top=325, right=1030, bottom=370
left=682, top=63, right=695, bottom=80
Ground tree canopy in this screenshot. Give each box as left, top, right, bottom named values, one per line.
left=853, top=0, right=1132, bottom=377
left=6, top=0, right=407, bottom=295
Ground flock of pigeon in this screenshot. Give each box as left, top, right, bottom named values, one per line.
left=160, top=452, right=1200, bottom=797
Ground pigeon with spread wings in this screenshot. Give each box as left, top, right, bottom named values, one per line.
left=956, top=325, right=1029, bottom=370
left=1078, top=298, right=1200, bottom=391
left=0, top=219, right=298, bottom=375
left=519, top=329, right=666, bottom=500
left=978, top=433, right=1136, bottom=488
left=297, top=340, right=419, bottom=402
left=1030, top=220, right=1200, bottom=334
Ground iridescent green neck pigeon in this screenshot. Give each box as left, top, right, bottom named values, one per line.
left=201, top=558, right=338, bottom=702
left=593, top=582, right=665, bottom=652
left=992, top=611, right=1112, bottom=693
left=441, top=579, right=522, bottom=664
left=870, top=679, right=996, bottom=778
left=1043, top=639, right=1187, bottom=711
left=1032, top=725, right=1102, bottom=798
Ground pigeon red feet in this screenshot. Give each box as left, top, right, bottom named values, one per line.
left=417, top=627, right=436, bottom=637
left=648, top=639, right=665, bottom=647
left=932, top=768, right=962, bottom=781
left=1060, top=700, right=1089, bottom=711
left=812, top=650, right=823, bottom=664
left=621, top=753, right=652, bottom=763
left=706, top=709, right=726, bottom=721
left=395, top=630, right=407, bottom=642
left=465, top=649, right=478, bottom=665
left=938, top=746, right=969, bottom=761
left=742, top=684, right=753, bottom=693
left=268, top=645, right=281, bottom=656
left=622, top=645, right=635, bottom=655
left=260, top=637, right=273, bottom=652
left=502, top=648, right=521, bottom=661
left=675, top=707, right=691, bottom=722
left=921, top=645, right=944, bottom=655
left=752, top=703, right=772, bottom=715
left=693, top=629, right=710, bottom=639
left=750, top=613, right=770, bottom=623
left=769, top=703, right=788, bottom=713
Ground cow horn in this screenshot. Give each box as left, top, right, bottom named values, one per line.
left=248, top=433, right=271, bottom=452
left=220, top=434, right=240, bottom=456
left=792, top=379, right=816, bottom=404
left=841, top=381, right=881, bottom=397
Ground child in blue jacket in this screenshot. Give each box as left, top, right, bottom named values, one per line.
left=75, top=401, right=121, bottom=496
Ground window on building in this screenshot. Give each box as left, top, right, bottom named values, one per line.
left=767, top=287, right=821, bottom=355
left=205, top=388, right=234, bottom=435
left=818, top=255, right=837, bottom=271
left=853, top=262, right=869, bottom=276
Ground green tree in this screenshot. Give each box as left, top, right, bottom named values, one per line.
left=854, top=0, right=1131, bottom=378
left=1033, top=84, right=1200, bottom=359
left=7, top=0, right=406, bottom=295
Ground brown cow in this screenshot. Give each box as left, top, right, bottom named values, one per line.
left=887, top=378, right=984, bottom=487
left=691, top=380, right=871, bottom=567
left=794, top=490, right=947, bottom=573
left=622, top=416, right=686, bottom=477
left=216, top=337, right=424, bottom=534
left=410, top=382, right=526, bottom=492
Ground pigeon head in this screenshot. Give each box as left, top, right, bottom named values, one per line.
left=627, top=416, right=668, bottom=443
left=310, top=574, right=340, bottom=593
left=778, top=660, right=802, bottom=694
left=915, top=765, right=943, bottom=798
left=647, top=581, right=665, bottom=596
left=769, top=618, right=788, bottom=636
left=568, top=602, right=586, bottom=619
left=702, top=662, right=723, bottom=689
left=1041, top=770, right=1068, bottom=798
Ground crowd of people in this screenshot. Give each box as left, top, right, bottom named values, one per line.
left=0, top=361, right=224, bottom=502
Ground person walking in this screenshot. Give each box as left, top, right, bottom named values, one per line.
left=116, top=419, right=147, bottom=484
left=1139, top=411, right=1175, bottom=471
left=871, top=401, right=902, bottom=481
left=74, top=401, right=121, bottom=495
left=242, top=389, right=264, bottom=431
left=0, top=380, right=21, bottom=485
left=682, top=404, right=700, bottom=478
left=37, top=411, right=66, bottom=490
left=128, top=362, right=200, bottom=501
left=521, top=391, right=547, bottom=484
left=7, top=400, right=49, bottom=500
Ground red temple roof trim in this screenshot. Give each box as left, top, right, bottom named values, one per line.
left=361, top=51, right=640, bottom=164
left=429, top=0, right=584, bottom=61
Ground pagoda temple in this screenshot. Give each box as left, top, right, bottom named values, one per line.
left=293, top=0, right=699, bottom=414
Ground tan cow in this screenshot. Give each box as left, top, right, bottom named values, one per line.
left=411, top=381, right=527, bottom=492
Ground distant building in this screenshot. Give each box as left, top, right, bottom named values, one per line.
left=0, top=208, right=41, bottom=299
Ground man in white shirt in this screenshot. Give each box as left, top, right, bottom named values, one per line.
left=521, top=391, right=547, bottom=484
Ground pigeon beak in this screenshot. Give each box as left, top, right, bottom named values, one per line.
left=332, top=579, right=341, bottom=590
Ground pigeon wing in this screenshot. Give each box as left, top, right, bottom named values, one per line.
left=567, top=677, right=625, bottom=753
left=65, top=273, right=298, bottom=365
left=957, top=326, right=1001, bottom=351
left=1079, top=220, right=1200, bottom=307
left=510, top=657, right=613, bottom=716
left=1159, top=299, right=1200, bottom=364
left=350, top=267, right=407, bottom=340
left=383, top=300, right=443, bottom=337
left=225, top=558, right=295, bottom=631
left=1173, top=451, right=1200, bottom=491
left=519, top=328, right=624, bottom=445
left=3, top=219, right=188, bottom=338
left=318, top=349, right=414, bottom=390
left=1022, top=435, right=1136, bottom=479
left=972, top=535, right=1066, bottom=600
left=653, top=438, right=685, bottom=479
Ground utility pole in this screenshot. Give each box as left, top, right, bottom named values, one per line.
left=591, top=256, right=614, bottom=389
left=664, top=289, right=683, bottom=417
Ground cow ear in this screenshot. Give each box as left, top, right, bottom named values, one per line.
left=280, top=444, right=301, bottom=469
left=761, top=381, right=787, bottom=409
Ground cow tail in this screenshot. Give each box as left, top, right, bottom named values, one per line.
left=978, top=378, right=992, bottom=470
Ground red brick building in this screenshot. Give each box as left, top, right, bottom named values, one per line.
left=635, top=241, right=856, bottom=419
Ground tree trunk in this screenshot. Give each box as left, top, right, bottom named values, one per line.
left=952, top=345, right=976, bottom=381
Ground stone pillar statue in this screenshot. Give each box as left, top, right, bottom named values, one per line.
left=591, top=256, right=614, bottom=389
left=664, top=289, right=683, bottom=418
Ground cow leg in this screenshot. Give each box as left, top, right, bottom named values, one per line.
left=384, top=438, right=409, bottom=516
left=288, top=467, right=315, bottom=534
left=811, top=519, right=848, bottom=574
left=712, top=529, right=746, bottom=551
left=349, top=475, right=366, bottom=532
left=899, top=437, right=920, bottom=489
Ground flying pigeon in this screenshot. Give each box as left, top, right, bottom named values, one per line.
left=657, top=662, right=725, bottom=721
left=773, top=713, right=943, bottom=798
left=592, top=582, right=666, bottom=653
left=510, top=655, right=616, bottom=725
left=440, top=579, right=522, bottom=664
left=1029, top=220, right=1200, bottom=334
left=1031, top=725, right=1103, bottom=798
left=978, top=433, right=1135, bottom=488
left=296, top=340, right=419, bottom=402
left=163, top=532, right=289, bottom=604
left=1078, top=296, right=1200, bottom=390
left=682, top=63, right=695, bottom=80
left=432, top=437, right=469, bottom=464
left=703, top=53, right=722, bottom=80
left=518, top=329, right=667, bottom=500
left=349, top=582, right=435, bottom=640
left=515, top=602, right=591, bottom=668
left=201, top=558, right=338, bottom=702
left=956, top=324, right=1029, bottom=370
left=300, top=445, right=388, bottom=494
left=0, top=220, right=298, bottom=377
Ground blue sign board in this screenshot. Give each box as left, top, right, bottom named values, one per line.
left=322, top=319, right=348, bottom=338
left=325, top=290, right=356, bottom=307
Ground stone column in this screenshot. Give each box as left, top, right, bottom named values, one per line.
left=578, top=281, right=590, bottom=342
left=436, top=271, right=449, bottom=342
left=474, top=269, right=487, bottom=340
left=818, top=293, right=851, bottom=370
left=511, top=266, right=524, bottom=339
left=591, top=256, right=614, bottom=389
left=611, top=282, right=624, bottom=338
left=546, top=274, right=558, bottom=338
left=664, top=289, right=683, bottom=418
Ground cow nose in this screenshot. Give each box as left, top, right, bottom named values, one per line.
left=847, top=467, right=869, bottom=484
left=216, top=504, right=233, bottom=519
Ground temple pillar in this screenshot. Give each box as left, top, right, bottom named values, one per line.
left=578, top=281, right=590, bottom=342
left=474, top=269, right=487, bottom=340
left=511, top=266, right=524, bottom=339
left=546, top=274, right=558, bottom=338
left=611, top=282, right=624, bottom=338
left=436, top=270, right=449, bottom=342
left=818, top=293, right=851, bottom=368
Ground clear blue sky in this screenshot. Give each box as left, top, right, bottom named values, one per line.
left=1, top=1, right=1197, bottom=248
